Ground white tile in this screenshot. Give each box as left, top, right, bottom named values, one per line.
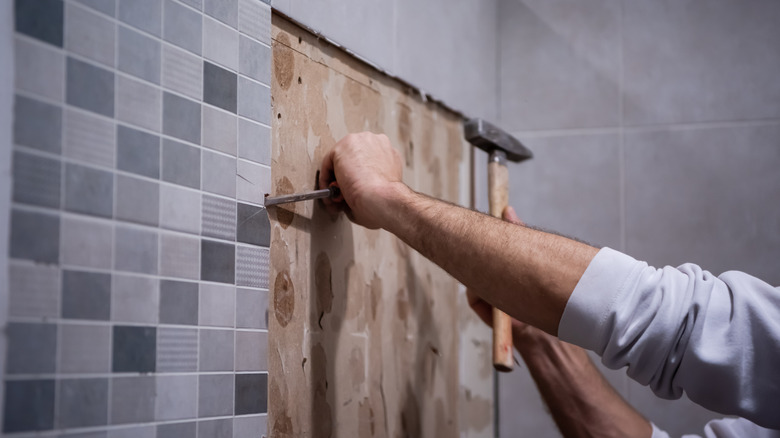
left=199, top=283, right=235, bottom=327
left=61, top=216, right=113, bottom=269
left=15, top=37, right=65, bottom=102
left=237, top=77, right=270, bottom=124
left=59, top=324, right=111, bottom=373
left=236, top=159, right=270, bottom=205
left=65, top=2, right=115, bottom=66
left=64, top=108, right=116, bottom=167
left=155, top=375, right=198, bottom=420
left=116, top=75, right=162, bottom=132
left=204, top=16, right=239, bottom=71
left=160, top=185, right=201, bottom=234
left=112, top=274, right=159, bottom=324
left=160, top=233, right=200, bottom=280
left=9, top=264, right=60, bottom=318
left=162, top=44, right=203, bottom=100
left=238, top=118, right=270, bottom=165
left=239, top=35, right=270, bottom=85
left=203, top=106, right=237, bottom=155
left=203, top=151, right=236, bottom=198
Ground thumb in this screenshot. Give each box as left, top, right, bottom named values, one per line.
left=503, top=206, right=523, bottom=225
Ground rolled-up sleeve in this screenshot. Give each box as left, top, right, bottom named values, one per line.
left=558, top=248, right=780, bottom=430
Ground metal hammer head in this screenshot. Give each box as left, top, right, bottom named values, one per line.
left=464, top=118, right=533, bottom=163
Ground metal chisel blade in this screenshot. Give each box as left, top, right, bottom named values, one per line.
left=264, top=186, right=340, bottom=207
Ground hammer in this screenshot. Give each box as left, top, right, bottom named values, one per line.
left=464, top=118, right=532, bottom=372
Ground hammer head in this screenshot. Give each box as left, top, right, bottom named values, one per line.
left=464, top=118, right=533, bottom=163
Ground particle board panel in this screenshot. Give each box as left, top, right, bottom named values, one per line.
left=269, top=15, right=472, bottom=438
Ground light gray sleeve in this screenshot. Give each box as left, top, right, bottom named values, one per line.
left=558, top=248, right=780, bottom=430
left=651, top=418, right=780, bottom=438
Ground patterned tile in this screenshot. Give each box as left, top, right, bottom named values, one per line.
left=9, top=263, right=60, bottom=318
left=64, top=108, right=115, bottom=167
left=160, top=233, right=201, bottom=280
left=157, top=327, right=198, bottom=372
left=12, top=150, right=61, bottom=208
left=236, top=245, right=269, bottom=288
left=202, top=194, right=236, bottom=240
left=238, top=0, right=270, bottom=45
left=205, top=0, right=238, bottom=28
left=162, top=44, right=202, bottom=100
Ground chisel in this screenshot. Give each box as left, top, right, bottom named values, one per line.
left=264, top=185, right=341, bottom=207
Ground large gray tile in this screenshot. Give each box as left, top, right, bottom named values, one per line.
left=163, top=0, right=202, bottom=55
left=199, top=283, right=235, bottom=327
left=15, top=37, right=65, bottom=101
left=160, top=233, right=201, bottom=280
left=116, top=75, right=162, bottom=132
left=15, top=0, right=64, bottom=47
left=59, top=324, right=111, bottom=373
left=65, top=2, right=115, bottom=66
left=155, top=375, right=197, bottom=420
left=163, top=92, right=201, bottom=144
left=110, top=376, right=156, bottom=424
left=498, top=0, right=620, bottom=130
left=62, top=270, right=111, bottom=321
left=57, top=378, right=109, bottom=428
left=235, top=331, right=266, bottom=372
left=161, top=138, right=200, bottom=188
left=108, top=426, right=155, bottom=438
left=238, top=118, right=270, bottom=165
left=199, top=328, right=234, bottom=371
left=237, top=0, right=270, bottom=44
left=64, top=108, right=115, bottom=167
left=74, top=0, right=116, bottom=16
left=117, top=124, right=160, bottom=178
left=203, top=105, right=237, bottom=154
left=202, top=150, right=236, bottom=197
left=623, top=1, right=780, bottom=125
left=198, top=418, right=232, bottom=438
left=204, top=61, right=238, bottom=113
left=202, top=194, right=236, bottom=240
left=237, top=77, right=269, bottom=124
left=236, top=288, right=268, bottom=329
left=159, top=280, right=199, bottom=325
left=239, top=35, right=270, bottom=85
left=117, top=26, right=161, bottom=84
left=61, top=216, right=113, bottom=269
left=235, top=245, right=268, bottom=289
left=156, top=327, right=198, bottom=372
left=160, top=184, right=201, bottom=234
left=204, top=17, right=239, bottom=71
left=7, top=322, right=57, bottom=374
left=236, top=203, right=270, bottom=247
left=236, top=159, right=269, bottom=205
left=112, top=326, right=157, bottom=373
left=625, top=124, right=780, bottom=284
left=66, top=57, right=114, bottom=117
left=234, top=415, right=267, bottom=438
left=114, top=226, right=158, bottom=274
left=157, top=422, right=196, bottom=438
left=9, top=264, right=60, bottom=318
left=201, top=239, right=235, bottom=283
left=198, top=374, right=234, bottom=417
left=14, top=95, right=62, bottom=153
left=115, top=175, right=160, bottom=226
left=205, top=0, right=238, bottom=27
left=64, top=163, right=114, bottom=218
left=10, top=209, right=60, bottom=264
left=112, top=274, right=159, bottom=324
left=162, top=44, right=202, bottom=100
left=12, top=150, right=61, bottom=208
left=234, top=373, right=266, bottom=414
left=3, top=379, right=55, bottom=432
left=118, top=0, right=161, bottom=36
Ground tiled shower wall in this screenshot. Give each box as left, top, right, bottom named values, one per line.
left=4, top=0, right=272, bottom=435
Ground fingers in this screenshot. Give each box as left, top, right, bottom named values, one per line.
left=502, top=205, right=523, bottom=226
left=466, top=288, right=493, bottom=327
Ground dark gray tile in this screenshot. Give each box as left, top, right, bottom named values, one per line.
left=202, top=150, right=236, bottom=197
left=234, top=373, right=267, bottom=415
left=205, top=0, right=238, bottom=27
left=60, top=431, right=109, bottom=438
left=115, top=226, right=158, bottom=274
left=198, top=374, right=234, bottom=417
left=159, top=280, right=199, bottom=325
left=57, top=378, right=108, bottom=428
left=198, top=418, right=232, bottom=438
left=15, top=0, right=64, bottom=47
left=64, top=163, right=114, bottom=218
left=157, top=422, right=196, bottom=438
left=115, top=175, right=160, bottom=226
left=62, top=270, right=111, bottom=320
left=163, top=92, right=201, bottom=144
left=7, top=322, right=57, bottom=374
left=112, top=326, right=156, bottom=372
left=163, top=0, right=202, bottom=55
left=237, top=203, right=270, bottom=247
left=237, top=76, right=269, bottom=124
left=74, top=0, right=116, bottom=16
left=110, top=376, right=155, bottom=424
left=66, top=57, right=114, bottom=117
left=2, top=379, right=55, bottom=433
left=238, top=118, right=270, bottom=165
left=161, top=138, right=200, bottom=188
left=202, top=194, right=236, bottom=240
left=12, top=150, right=61, bottom=208
left=118, top=0, right=161, bottom=36
left=236, top=288, right=268, bottom=329
left=199, top=329, right=234, bottom=371
left=14, top=95, right=62, bottom=153
left=10, top=209, right=59, bottom=264
left=204, top=61, right=237, bottom=113
left=117, top=26, right=161, bottom=84
left=117, top=125, right=161, bottom=178
left=201, top=239, right=235, bottom=283
left=239, top=35, right=270, bottom=85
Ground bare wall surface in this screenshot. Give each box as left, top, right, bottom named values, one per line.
left=269, top=16, right=491, bottom=438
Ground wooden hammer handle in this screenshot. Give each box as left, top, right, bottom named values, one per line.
left=488, top=155, right=514, bottom=372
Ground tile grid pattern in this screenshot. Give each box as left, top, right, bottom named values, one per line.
left=6, top=0, right=272, bottom=435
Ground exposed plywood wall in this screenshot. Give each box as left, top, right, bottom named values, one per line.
left=268, top=15, right=490, bottom=438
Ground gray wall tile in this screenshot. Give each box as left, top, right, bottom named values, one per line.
left=12, top=150, right=61, bottom=208
left=236, top=160, right=269, bottom=205
left=204, top=61, right=238, bottom=113
left=163, top=92, right=201, bottom=144
left=112, top=326, right=157, bottom=373
left=236, top=288, right=267, bottom=329
left=61, top=216, right=113, bottom=269
left=65, top=2, right=115, bottom=66
left=204, top=17, right=239, bottom=71
left=15, top=0, right=64, bottom=47
left=235, top=245, right=268, bottom=289
left=198, top=418, right=233, bottom=438
left=202, top=151, right=236, bottom=197
left=117, top=26, right=161, bottom=84
left=10, top=209, right=60, bottom=263
left=14, top=95, right=62, bottom=153
left=116, top=75, right=162, bottom=132
left=62, top=270, right=111, bottom=321
left=159, top=280, right=199, bottom=325
left=115, top=175, right=160, bottom=226
left=181, top=0, right=202, bottom=9
left=108, top=426, right=156, bottom=438
left=118, top=0, right=161, bottom=36
left=112, top=274, right=159, bottom=324
left=237, top=77, right=269, bottom=124
left=7, top=322, right=57, bottom=374
left=2, top=379, right=55, bottom=432
left=203, top=105, right=238, bottom=155
left=160, top=184, right=201, bottom=234
left=15, top=37, right=65, bottom=101
left=198, top=374, right=234, bottom=417
left=205, top=0, right=238, bottom=28
left=199, top=283, right=235, bottom=327
left=234, top=373, right=266, bottom=414
left=64, top=109, right=115, bottom=167
left=57, top=379, right=109, bottom=428
left=59, top=324, right=111, bottom=373
left=163, top=0, right=202, bottom=55
left=117, top=124, right=161, bottom=178
left=9, top=264, right=60, bottom=318
left=199, top=328, right=234, bottom=371
left=237, top=0, right=270, bottom=44
left=65, top=163, right=114, bottom=217
left=66, top=57, right=115, bottom=117
left=74, top=0, right=116, bottom=16
left=155, top=375, right=198, bottom=420
left=157, top=327, right=198, bottom=372
left=162, top=138, right=200, bottom=189
left=233, top=415, right=266, bottom=438
left=110, top=376, right=156, bottom=424
left=202, top=194, right=236, bottom=240
left=239, top=35, right=270, bottom=85
left=162, top=44, right=203, bottom=100
left=157, top=422, right=196, bottom=438
left=201, top=239, right=235, bottom=283
left=236, top=203, right=269, bottom=247
left=115, top=226, right=159, bottom=274
left=238, top=118, right=270, bottom=165
left=160, top=233, right=201, bottom=280
left=235, top=331, right=266, bottom=372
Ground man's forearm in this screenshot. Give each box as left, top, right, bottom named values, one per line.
left=380, top=184, right=598, bottom=335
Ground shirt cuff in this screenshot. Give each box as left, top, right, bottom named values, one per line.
left=557, top=247, right=642, bottom=352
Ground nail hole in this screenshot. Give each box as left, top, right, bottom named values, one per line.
left=297, top=76, right=302, bottom=84
left=277, top=113, right=282, bottom=119
left=298, top=36, right=302, bottom=44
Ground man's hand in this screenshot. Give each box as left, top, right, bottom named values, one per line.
left=319, top=132, right=407, bottom=229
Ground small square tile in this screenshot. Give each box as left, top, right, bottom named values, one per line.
left=199, top=328, right=234, bottom=371
left=66, top=57, right=114, bottom=117
left=15, top=0, right=64, bottom=47
left=10, top=209, right=59, bottom=264
left=74, top=0, right=115, bottom=16
left=112, top=274, right=159, bottom=324
left=116, top=175, right=160, bottom=226
left=160, top=233, right=201, bottom=280
left=2, top=379, right=55, bottom=432
left=205, top=0, right=238, bottom=28
left=163, top=92, right=201, bottom=144
left=234, top=415, right=267, bottom=438
left=64, top=163, right=114, bottom=217
left=201, top=239, right=235, bottom=283
left=59, top=324, right=111, bottom=373
left=236, top=288, right=268, bottom=329
left=199, top=418, right=232, bottom=438
left=160, top=184, right=201, bottom=234
left=9, top=264, right=60, bottom=318
left=118, top=26, right=161, bottom=84
left=157, top=422, right=196, bottom=438
left=14, top=95, right=62, bottom=153
left=239, top=35, right=270, bottom=85
left=15, top=37, right=65, bottom=101
left=111, top=376, right=156, bottom=424
left=238, top=0, right=270, bottom=45
left=163, top=0, right=202, bottom=55
left=238, top=118, right=270, bottom=165
left=202, top=194, right=236, bottom=240
left=57, top=378, right=108, bottom=428
left=237, top=203, right=270, bottom=246
left=155, top=375, right=197, bottom=420
left=204, top=61, right=238, bottom=113
left=200, top=283, right=235, bottom=327
left=236, top=245, right=269, bottom=288
left=203, top=105, right=238, bottom=154
left=7, top=322, right=57, bottom=374
left=65, top=2, right=115, bottom=66
left=161, top=138, right=200, bottom=188
left=64, top=108, right=115, bottom=167
left=112, top=325, right=156, bottom=373
left=159, top=280, right=199, bottom=325
left=12, top=150, right=60, bottom=208
left=204, top=17, right=239, bottom=71
left=109, top=426, right=156, bottom=438
left=62, top=270, right=111, bottom=320
left=61, top=216, right=113, bottom=269
left=235, top=331, right=267, bottom=371
left=238, top=77, right=270, bottom=124
left=203, top=150, right=236, bottom=197
left=118, top=0, right=161, bottom=36
left=117, top=124, right=161, bottom=178
left=198, top=374, right=234, bottom=417
left=235, top=373, right=267, bottom=415
left=157, top=327, right=198, bottom=372
left=162, top=44, right=202, bottom=100
left=116, top=75, right=162, bottom=132
left=115, top=226, right=159, bottom=274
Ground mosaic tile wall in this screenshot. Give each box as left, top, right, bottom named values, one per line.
left=5, top=0, right=272, bottom=435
